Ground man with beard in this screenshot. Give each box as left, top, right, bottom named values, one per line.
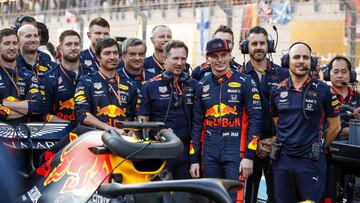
left=270, top=42, right=341, bottom=203
left=190, top=38, right=262, bottom=202
left=80, top=17, right=110, bottom=72
left=118, top=38, right=155, bottom=93
left=192, top=25, right=242, bottom=81
left=17, top=24, right=56, bottom=81
left=0, top=28, right=42, bottom=125
left=138, top=40, right=197, bottom=179
left=241, top=26, right=289, bottom=203
left=75, top=38, right=137, bottom=131
left=40, top=30, right=91, bottom=123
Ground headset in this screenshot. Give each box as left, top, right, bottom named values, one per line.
left=322, top=56, right=357, bottom=83
left=280, top=42, right=318, bottom=71
left=11, top=15, right=36, bottom=32
left=239, top=26, right=276, bottom=55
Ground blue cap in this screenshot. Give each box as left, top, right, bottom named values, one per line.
left=206, top=38, right=230, bottom=55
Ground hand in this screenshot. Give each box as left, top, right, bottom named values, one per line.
left=190, top=163, right=200, bottom=178
left=105, top=125, right=126, bottom=136
left=354, top=107, right=360, bottom=119
left=256, top=138, right=273, bottom=158
left=239, top=158, right=253, bottom=179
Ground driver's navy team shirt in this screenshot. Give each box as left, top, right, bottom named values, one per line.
left=270, top=77, right=339, bottom=156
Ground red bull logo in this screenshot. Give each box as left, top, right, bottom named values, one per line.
left=97, top=105, right=126, bottom=118
left=205, top=103, right=237, bottom=118
left=205, top=117, right=241, bottom=127
left=59, top=98, right=75, bottom=110
left=44, top=136, right=112, bottom=196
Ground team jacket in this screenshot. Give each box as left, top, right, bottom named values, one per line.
left=118, top=67, right=156, bottom=94
left=270, top=77, right=339, bottom=156
left=191, top=69, right=263, bottom=163
left=40, top=63, right=92, bottom=122
left=191, top=59, right=242, bottom=81
left=137, top=72, right=198, bottom=143
left=244, top=61, right=289, bottom=138
left=0, top=66, right=42, bottom=125
left=144, top=55, right=191, bottom=75
left=17, top=50, right=57, bottom=81
left=74, top=71, right=138, bottom=127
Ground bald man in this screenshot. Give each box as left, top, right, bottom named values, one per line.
left=16, top=24, right=56, bottom=81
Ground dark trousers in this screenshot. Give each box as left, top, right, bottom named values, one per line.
left=273, top=153, right=327, bottom=203
left=245, top=155, right=275, bottom=203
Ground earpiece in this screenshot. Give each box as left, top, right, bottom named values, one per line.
left=280, top=42, right=318, bottom=71
left=322, top=56, right=356, bottom=83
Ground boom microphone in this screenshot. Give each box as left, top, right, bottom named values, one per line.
left=341, top=81, right=348, bottom=86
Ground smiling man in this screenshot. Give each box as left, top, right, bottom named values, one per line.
left=40, top=30, right=91, bottom=124
left=137, top=40, right=198, bottom=179
left=118, top=38, right=155, bottom=93
left=0, top=28, right=42, bottom=125
left=190, top=38, right=262, bottom=202
left=75, top=38, right=137, bottom=131
left=17, top=24, right=56, bottom=81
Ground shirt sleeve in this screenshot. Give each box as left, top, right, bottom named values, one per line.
left=26, top=75, right=43, bottom=115
left=243, top=76, right=262, bottom=160
left=136, top=81, right=152, bottom=117
left=39, top=75, right=54, bottom=117
left=324, top=85, right=340, bottom=118
left=270, top=86, right=279, bottom=117
left=190, top=82, right=205, bottom=164
left=74, top=77, right=92, bottom=124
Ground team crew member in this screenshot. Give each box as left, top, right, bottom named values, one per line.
left=144, top=25, right=172, bottom=75
left=192, top=24, right=241, bottom=81
left=190, top=38, right=262, bottom=201
left=270, top=42, right=341, bottom=203
left=119, top=38, right=155, bottom=93
left=41, top=30, right=92, bottom=123
left=80, top=17, right=110, bottom=72
left=16, top=24, right=56, bottom=81
left=137, top=40, right=197, bottom=179
left=242, top=26, right=289, bottom=203
left=75, top=38, right=137, bottom=130
left=324, top=56, right=360, bottom=139
left=11, top=15, right=36, bottom=32
left=0, top=28, right=42, bottom=126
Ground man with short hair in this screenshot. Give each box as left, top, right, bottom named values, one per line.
left=0, top=28, right=42, bottom=125
left=80, top=17, right=110, bottom=72
left=270, top=42, right=341, bottom=203
left=41, top=30, right=91, bottom=123
left=242, top=26, right=289, bottom=203
left=138, top=40, right=197, bottom=179
left=192, top=24, right=242, bottom=81
left=11, top=15, right=36, bottom=32
left=190, top=38, right=262, bottom=202
left=119, top=38, right=155, bottom=93
left=143, top=25, right=172, bottom=75
left=16, top=24, right=56, bottom=81
left=75, top=38, right=137, bottom=131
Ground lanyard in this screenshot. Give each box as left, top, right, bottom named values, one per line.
left=99, top=71, right=122, bottom=105
left=152, top=55, right=165, bottom=72
left=59, top=63, right=76, bottom=85
left=1, top=65, right=20, bottom=96
left=88, top=48, right=100, bottom=70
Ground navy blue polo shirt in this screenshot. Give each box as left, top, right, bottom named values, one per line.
left=270, top=77, right=340, bottom=156
left=244, top=61, right=289, bottom=138
left=74, top=71, right=138, bottom=127
left=137, top=73, right=198, bottom=143
left=0, top=66, right=42, bottom=125
left=191, top=58, right=242, bottom=81
left=40, top=63, right=92, bottom=122
left=17, top=50, right=57, bottom=81
left=80, top=48, right=100, bottom=72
